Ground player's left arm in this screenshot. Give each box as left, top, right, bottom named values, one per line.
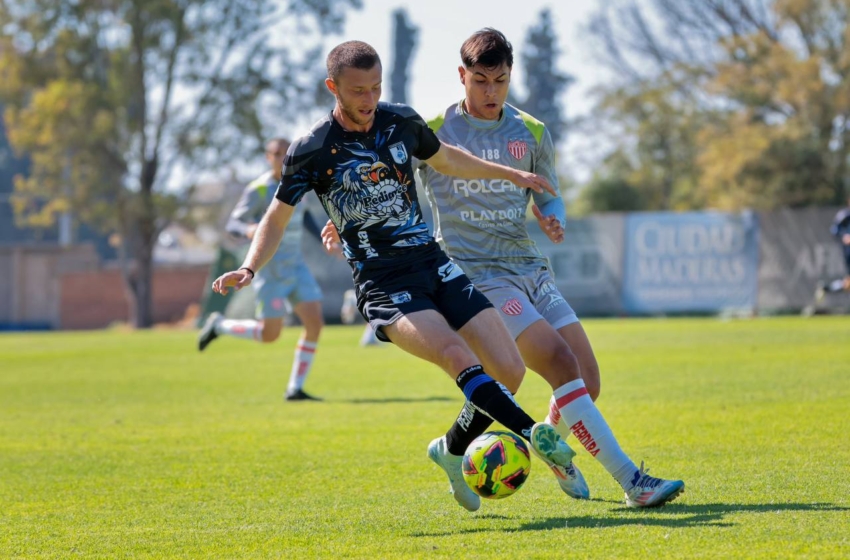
left=529, top=127, right=565, bottom=243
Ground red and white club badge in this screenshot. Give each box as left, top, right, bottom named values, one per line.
left=507, top=139, right=528, bottom=160
left=501, top=298, right=523, bottom=316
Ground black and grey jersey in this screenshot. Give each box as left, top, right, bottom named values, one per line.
left=275, top=102, right=441, bottom=263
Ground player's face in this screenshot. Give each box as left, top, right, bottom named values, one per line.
left=459, top=62, right=511, bottom=121
left=326, top=64, right=383, bottom=131
left=265, top=140, right=289, bottom=176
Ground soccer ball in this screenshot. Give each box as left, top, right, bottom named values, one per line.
left=462, top=431, right=531, bottom=499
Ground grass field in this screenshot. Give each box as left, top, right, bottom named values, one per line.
left=1, top=316, right=849, bottom=559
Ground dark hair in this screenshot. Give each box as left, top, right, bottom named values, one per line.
left=265, top=138, right=290, bottom=150
left=460, top=28, right=513, bottom=69
left=327, top=41, right=381, bottom=80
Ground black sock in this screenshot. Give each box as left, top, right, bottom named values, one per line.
left=445, top=401, right=494, bottom=456
left=454, top=365, right=535, bottom=442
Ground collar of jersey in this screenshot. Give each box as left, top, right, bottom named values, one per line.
left=458, top=99, right=504, bottom=131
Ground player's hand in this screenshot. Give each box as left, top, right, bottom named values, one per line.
left=212, top=269, right=253, bottom=296
left=512, top=170, right=556, bottom=196
left=842, top=233, right=850, bottom=246
left=532, top=204, right=564, bottom=244
left=321, top=220, right=344, bottom=258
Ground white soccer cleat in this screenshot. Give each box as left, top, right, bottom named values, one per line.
left=427, top=436, right=480, bottom=512
left=543, top=457, right=590, bottom=500
left=529, top=422, right=577, bottom=473
left=624, top=461, right=685, bottom=508
left=542, top=414, right=590, bottom=499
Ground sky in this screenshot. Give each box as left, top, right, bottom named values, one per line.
left=323, top=0, right=610, bottom=180
left=333, top=0, right=604, bottom=116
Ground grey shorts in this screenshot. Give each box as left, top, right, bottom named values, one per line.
left=253, top=262, right=322, bottom=319
left=475, top=268, right=578, bottom=340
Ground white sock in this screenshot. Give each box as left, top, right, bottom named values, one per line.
left=550, top=379, right=639, bottom=490
left=287, top=339, right=317, bottom=392
left=216, top=319, right=262, bottom=341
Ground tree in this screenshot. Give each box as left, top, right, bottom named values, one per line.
left=0, top=0, right=361, bottom=327
left=516, top=9, right=573, bottom=146
left=389, top=8, right=418, bottom=104
left=584, top=0, right=850, bottom=211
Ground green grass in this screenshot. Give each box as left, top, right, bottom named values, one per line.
left=1, top=317, right=849, bottom=559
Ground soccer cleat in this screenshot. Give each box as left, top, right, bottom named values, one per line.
left=814, top=284, right=826, bottom=303
left=197, top=312, right=222, bottom=351
left=624, top=461, right=685, bottom=508
left=543, top=457, right=590, bottom=500
left=427, top=436, right=481, bottom=512
left=529, top=422, right=577, bottom=473
left=284, top=388, right=323, bottom=401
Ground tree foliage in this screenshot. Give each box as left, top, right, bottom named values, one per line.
left=0, top=0, right=360, bottom=326
left=389, top=8, right=418, bottom=104
left=515, top=9, right=573, bottom=146
left=582, top=0, right=850, bottom=212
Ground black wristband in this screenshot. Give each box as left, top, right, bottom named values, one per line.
left=239, top=267, right=255, bottom=279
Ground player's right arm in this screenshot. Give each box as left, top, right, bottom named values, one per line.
left=212, top=199, right=295, bottom=295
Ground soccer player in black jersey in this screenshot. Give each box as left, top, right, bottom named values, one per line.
left=211, top=40, right=576, bottom=479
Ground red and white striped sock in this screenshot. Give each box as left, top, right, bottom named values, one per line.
left=287, top=339, right=317, bottom=392
left=549, top=379, right=638, bottom=489
left=216, top=319, right=263, bottom=341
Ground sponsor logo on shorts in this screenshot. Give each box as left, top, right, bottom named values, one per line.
left=389, top=291, right=412, bottom=305
left=543, top=293, right=566, bottom=313
left=462, top=284, right=475, bottom=299
left=501, top=298, right=523, bottom=316
left=437, top=261, right=464, bottom=282
left=272, top=298, right=284, bottom=311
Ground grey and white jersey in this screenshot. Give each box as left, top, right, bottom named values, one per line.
left=418, top=101, right=561, bottom=282
left=227, top=170, right=308, bottom=280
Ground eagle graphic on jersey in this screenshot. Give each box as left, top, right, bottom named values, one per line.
left=322, top=142, right=413, bottom=231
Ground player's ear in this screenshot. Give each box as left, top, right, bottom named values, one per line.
left=325, top=77, right=337, bottom=96
left=458, top=66, right=465, bottom=85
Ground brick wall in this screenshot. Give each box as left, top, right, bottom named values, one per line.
left=60, top=265, right=209, bottom=329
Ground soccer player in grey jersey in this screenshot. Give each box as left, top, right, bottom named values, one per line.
left=198, top=138, right=326, bottom=401
left=326, top=29, right=684, bottom=510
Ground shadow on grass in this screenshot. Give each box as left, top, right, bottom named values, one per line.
left=341, top=396, right=458, bottom=404
left=410, top=502, right=849, bottom=535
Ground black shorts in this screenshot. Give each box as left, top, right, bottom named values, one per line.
left=352, top=243, right=494, bottom=342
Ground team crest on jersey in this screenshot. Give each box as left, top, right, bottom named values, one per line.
left=507, top=139, right=528, bottom=160
left=501, top=298, right=524, bottom=316
left=389, top=142, right=408, bottom=164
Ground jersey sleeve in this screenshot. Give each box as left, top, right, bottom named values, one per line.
left=275, top=136, right=316, bottom=206
left=530, top=125, right=562, bottom=213
left=409, top=110, right=441, bottom=161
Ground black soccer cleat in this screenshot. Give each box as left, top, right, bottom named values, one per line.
left=198, top=312, right=222, bottom=352
left=284, top=388, right=323, bottom=402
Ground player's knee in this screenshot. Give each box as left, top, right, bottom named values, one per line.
left=260, top=328, right=281, bottom=343
left=490, top=355, right=526, bottom=394
left=442, top=343, right=477, bottom=374
left=549, top=344, right=581, bottom=386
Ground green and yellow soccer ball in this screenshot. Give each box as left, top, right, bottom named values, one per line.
left=462, top=431, right=531, bottom=499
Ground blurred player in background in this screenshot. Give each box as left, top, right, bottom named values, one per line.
left=323, top=29, right=684, bottom=510
left=815, top=196, right=850, bottom=300
left=198, top=138, right=325, bottom=402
